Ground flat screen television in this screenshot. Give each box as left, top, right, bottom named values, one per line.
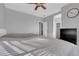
left=60, top=28, right=77, bottom=45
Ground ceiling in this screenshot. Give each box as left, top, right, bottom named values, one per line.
left=4, top=3, right=68, bottom=18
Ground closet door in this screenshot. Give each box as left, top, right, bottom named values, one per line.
left=56, top=23, right=60, bottom=39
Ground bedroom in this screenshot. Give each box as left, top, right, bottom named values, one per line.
left=0, top=3, right=79, bottom=56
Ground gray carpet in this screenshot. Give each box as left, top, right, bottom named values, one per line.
left=0, top=34, right=77, bottom=56
left=0, top=37, right=54, bottom=56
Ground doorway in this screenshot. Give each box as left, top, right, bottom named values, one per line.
left=39, top=22, right=47, bottom=37
left=56, top=23, right=61, bottom=39
left=39, top=22, right=43, bottom=35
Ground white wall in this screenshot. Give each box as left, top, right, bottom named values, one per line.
left=62, top=3, right=79, bottom=46
left=43, top=15, right=53, bottom=38
left=42, top=13, right=62, bottom=38
left=62, top=4, right=78, bottom=28
left=0, top=3, right=5, bottom=28
left=5, top=8, right=42, bottom=34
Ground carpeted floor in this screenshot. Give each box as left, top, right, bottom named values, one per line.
left=0, top=34, right=78, bottom=56
left=0, top=37, right=54, bottom=56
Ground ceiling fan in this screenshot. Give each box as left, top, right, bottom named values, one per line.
left=28, top=3, right=47, bottom=10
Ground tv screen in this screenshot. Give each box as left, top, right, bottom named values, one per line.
left=60, top=28, right=77, bottom=45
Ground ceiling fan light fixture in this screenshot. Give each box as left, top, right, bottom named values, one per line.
left=28, top=3, right=47, bottom=11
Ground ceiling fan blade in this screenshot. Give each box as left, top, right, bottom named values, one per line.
left=27, top=3, right=45, bottom=4
left=41, top=5, right=46, bottom=9
left=27, top=3, right=38, bottom=4
left=35, top=6, right=39, bottom=10
left=40, top=3, right=45, bottom=4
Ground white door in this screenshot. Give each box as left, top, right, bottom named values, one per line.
left=56, top=23, right=60, bottom=39
left=43, top=22, right=47, bottom=37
